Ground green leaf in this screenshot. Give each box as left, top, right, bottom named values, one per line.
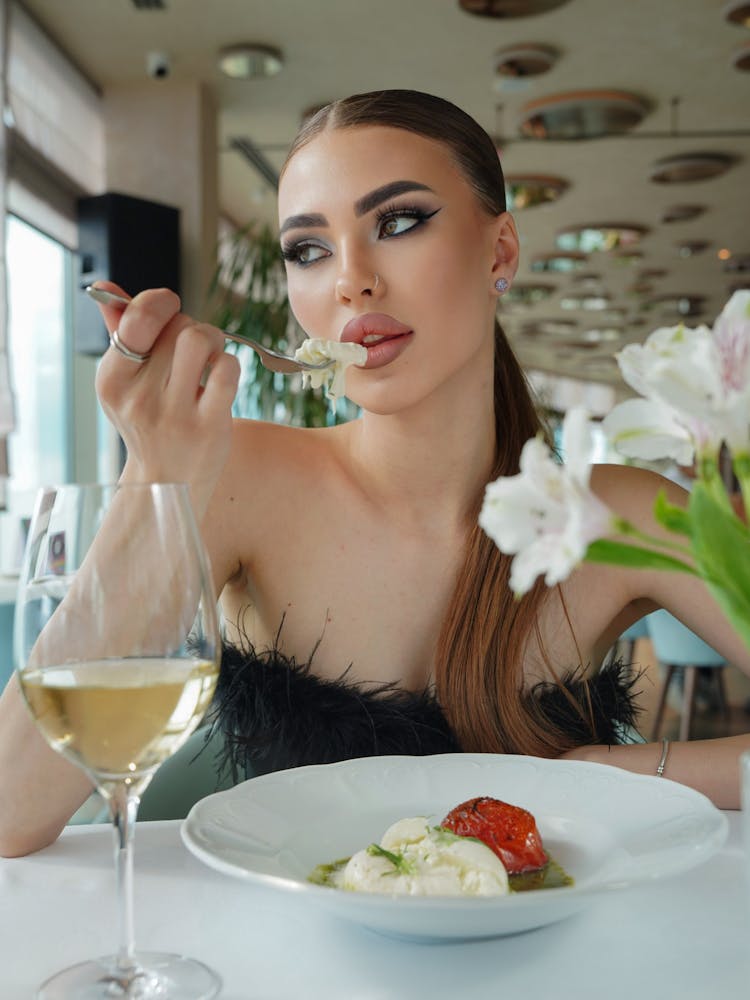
left=653, top=490, right=692, bottom=538
left=585, top=539, right=697, bottom=574
left=688, top=481, right=750, bottom=652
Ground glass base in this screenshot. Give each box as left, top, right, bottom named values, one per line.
left=37, top=951, right=221, bottom=999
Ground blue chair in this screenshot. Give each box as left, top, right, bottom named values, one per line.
left=615, top=617, right=651, bottom=664
left=647, top=610, right=729, bottom=742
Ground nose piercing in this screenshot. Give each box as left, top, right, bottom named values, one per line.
left=495, top=277, right=509, bottom=294
left=373, top=273, right=380, bottom=290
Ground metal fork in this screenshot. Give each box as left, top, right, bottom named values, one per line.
left=85, top=286, right=333, bottom=374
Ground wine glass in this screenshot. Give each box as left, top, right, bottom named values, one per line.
left=14, top=483, right=222, bottom=999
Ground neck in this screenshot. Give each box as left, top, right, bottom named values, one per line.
left=345, top=349, right=496, bottom=530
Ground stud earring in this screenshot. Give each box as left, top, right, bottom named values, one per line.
left=495, top=277, right=509, bottom=294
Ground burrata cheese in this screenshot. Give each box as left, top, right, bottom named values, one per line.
left=294, top=339, right=367, bottom=401
left=341, top=816, right=510, bottom=897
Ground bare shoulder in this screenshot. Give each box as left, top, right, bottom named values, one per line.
left=200, top=417, right=350, bottom=593
left=589, top=462, right=689, bottom=525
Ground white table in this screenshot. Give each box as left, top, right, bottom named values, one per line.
left=1, top=814, right=748, bottom=1000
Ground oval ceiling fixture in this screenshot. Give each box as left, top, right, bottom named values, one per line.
left=732, top=44, right=750, bottom=71
left=676, top=240, right=711, bottom=257
left=724, top=1, right=750, bottom=27
left=613, top=249, right=644, bottom=265
left=661, top=204, right=706, bottom=224
left=556, top=223, right=648, bottom=253
left=524, top=318, right=578, bottom=337
left=581, top=327, right=623, bottom=343
left=560, top=294, right=612, bottom=311
left=495, top=44, right=558, bottom=77
left=518, top=90, right=650, bottom=140
left=644, top=294, right=705, bottom=318
left=459, top=0, right=572, bottom=17
left=724, top=253, right=750, bottom=273
left=505, top=173, right=568, bottom=209
left=503, top=282, right=557, bottom=306
left=218, top=43, right=284, bottom=79
left=650, top=153, right=734, bottom=183
left=530, top=251, right=588, bottom=272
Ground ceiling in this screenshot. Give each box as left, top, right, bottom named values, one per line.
left=20, top=0, right=750, bottom=399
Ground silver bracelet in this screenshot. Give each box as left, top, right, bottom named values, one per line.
left=656, top=737, right=670, bottom=777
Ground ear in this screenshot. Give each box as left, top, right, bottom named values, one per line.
left=490, top=211, right=520, bottom=286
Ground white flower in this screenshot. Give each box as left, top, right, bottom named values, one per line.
left=609, top=292, right=750, bottom=460
left=602, top=397, right=696, bottom=466
left=479, top=408, right=613, bottom=594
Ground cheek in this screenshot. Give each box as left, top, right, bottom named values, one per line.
left=287, top=277, right=327, bottom=338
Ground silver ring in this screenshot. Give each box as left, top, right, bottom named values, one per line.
left=109, top=328, right=151, bottom=364
left=373, top=273, right=380, bottom=289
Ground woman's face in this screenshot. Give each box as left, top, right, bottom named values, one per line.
left=278, top=125, right=517, bottom=414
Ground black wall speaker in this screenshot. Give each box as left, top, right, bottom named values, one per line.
left=76, top=192, right=181, bottom=355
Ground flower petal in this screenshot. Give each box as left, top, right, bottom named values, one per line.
left=602, top=397, right=695, bottom=464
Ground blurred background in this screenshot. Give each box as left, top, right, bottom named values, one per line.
left=1, top=0, right=749, bottom=725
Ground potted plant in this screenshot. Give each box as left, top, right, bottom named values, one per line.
left=208, top=221, right=358, bottom=427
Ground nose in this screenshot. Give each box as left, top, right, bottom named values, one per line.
left=335, top=261, right=382, bottom=304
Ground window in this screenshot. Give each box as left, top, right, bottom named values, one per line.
left=6, top=214, right=72, bottom=490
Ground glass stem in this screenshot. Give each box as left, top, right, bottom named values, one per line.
left=108, top=781, right=141, bottom=979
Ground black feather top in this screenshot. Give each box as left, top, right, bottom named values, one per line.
left=206, top=640, right=642, bottom=783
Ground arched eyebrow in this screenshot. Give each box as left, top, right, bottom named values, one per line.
left=279, top=180, right=435, bottom=237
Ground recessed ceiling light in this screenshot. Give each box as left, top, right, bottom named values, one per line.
left=494, top=44, right=558, bottom=77
left=505, top=174, right=568, bottom=209
left=459, top=0, right=572, bottom=17
left=519, top=90, right=650, bottom=140
left=718, top=248, right=732, bottom=261
left=661, top=204, right=706, bottom=224
left=724, top=1, right=750, bottom=28
left=218, top=44, right=284, bottom=79
left=556, top=223, right=647, bottom=253
left=650, top=153, right=734, bottom=183
left=530, top=251, right=587, bottom=273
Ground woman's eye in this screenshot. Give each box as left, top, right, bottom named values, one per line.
left=376, top=206, right=439, bottom=240
left=281, top=242, right=329, bottom=266
left=378, top=213, right=421, bottom=238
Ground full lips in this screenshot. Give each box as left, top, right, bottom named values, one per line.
left=340, top=312, right=413, bottom=370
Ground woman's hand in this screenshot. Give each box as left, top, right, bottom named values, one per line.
left=93, top=282, right=241, bottom=517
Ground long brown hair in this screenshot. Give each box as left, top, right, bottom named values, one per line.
left=284, top=90, right=585, bottom=756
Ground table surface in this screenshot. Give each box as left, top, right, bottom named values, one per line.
left=1, top=813, right=748, bottom=1000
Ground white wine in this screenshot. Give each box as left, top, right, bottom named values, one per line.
left=20, top=658, right=218, bottom=779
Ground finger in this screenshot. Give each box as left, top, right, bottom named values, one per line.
left=198, top=352, right=241, bottom=417
left=88, top=280, right=132, bottom=337
left=114, top=288, right=183, bottom=362
left=167, top=324, right=227, bottom=398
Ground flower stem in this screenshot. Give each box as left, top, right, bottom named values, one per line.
left=612, top=517, right=695, bottom=559
left=733, top=453, right=750, bottom=521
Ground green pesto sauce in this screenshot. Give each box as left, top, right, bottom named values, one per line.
left=307, top=854, right=573, bottom=892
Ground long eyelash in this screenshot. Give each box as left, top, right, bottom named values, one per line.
left=279, top=241, right=315, bottom=263
left=375, top=202, right=439, bottom=225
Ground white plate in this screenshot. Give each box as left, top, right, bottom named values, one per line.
left=181, top=753, right=728, bottom=942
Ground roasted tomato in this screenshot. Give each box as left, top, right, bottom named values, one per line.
left=441, top=796, right=547, bottom=874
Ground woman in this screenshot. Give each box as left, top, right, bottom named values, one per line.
left=1, top=90, right=747, bottom=856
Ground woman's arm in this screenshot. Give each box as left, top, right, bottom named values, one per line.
left=569, top=464, right=750, bottom=808
left=562, top=735, right=749, bottom=810
left=0, top=286, right=241, bottom=857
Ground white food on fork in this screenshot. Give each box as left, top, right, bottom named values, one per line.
left=341, top=816, right=509, bottom=897
left=294, top=338, right=367, bottom=401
